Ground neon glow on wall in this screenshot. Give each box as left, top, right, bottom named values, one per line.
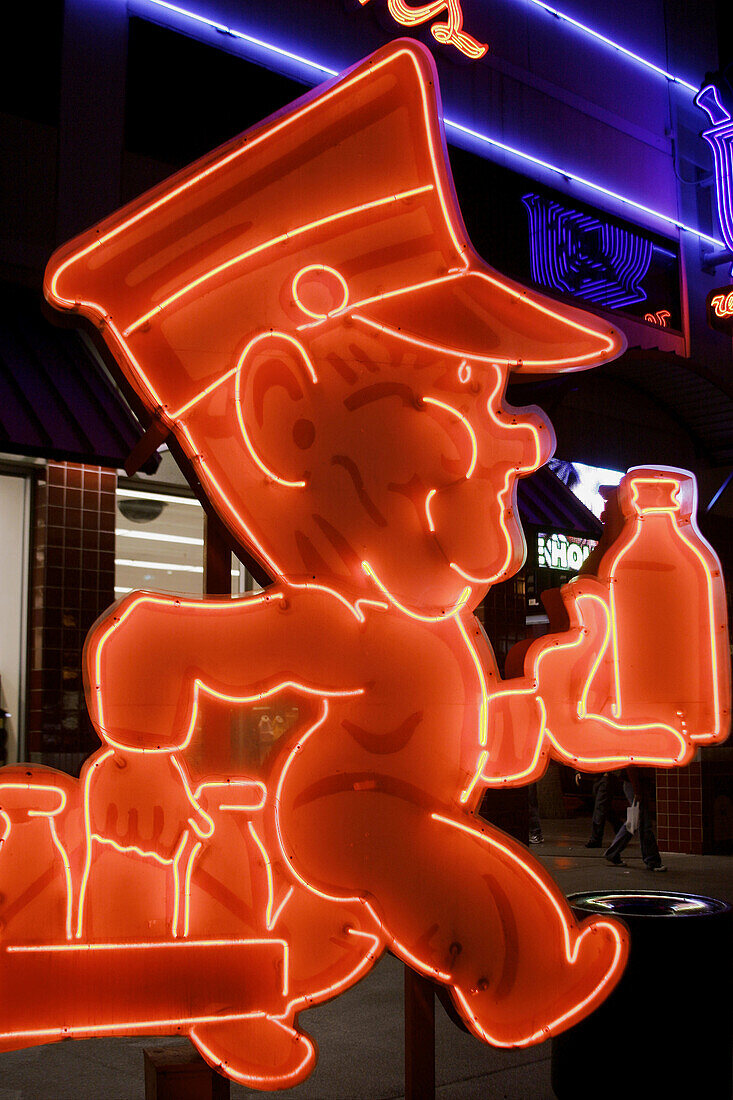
left=0, top=41, right=727, bottom=1090
left=522, top=193, right=653, bottom=309
left=144, top=0, right=698, bottom=90
left=139, top=0, right=723, bottom=247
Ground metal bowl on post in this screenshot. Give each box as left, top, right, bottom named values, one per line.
left=551, top=891, right=732, bottom=1100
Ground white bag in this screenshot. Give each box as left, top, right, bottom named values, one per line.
left=626, top=800, right=640, bottom=835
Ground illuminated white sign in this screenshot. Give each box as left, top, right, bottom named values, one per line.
left=537, top=531, right=596, bottom=571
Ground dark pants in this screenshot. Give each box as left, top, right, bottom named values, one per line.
left=588, top=772, right=622, bottom=844
left=604, top=778, right=662, bottom=868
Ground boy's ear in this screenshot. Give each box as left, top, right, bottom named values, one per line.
left=236, top=335, right=319, bottom=487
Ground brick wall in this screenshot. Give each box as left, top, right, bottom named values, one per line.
left=656, top=762, right=704, bottom=855
left=27, top=461, right=116, bottom=774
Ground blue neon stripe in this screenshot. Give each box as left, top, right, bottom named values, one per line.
left=446, top=119, right=722, bottom=247
left=145, top=0, right=338, bottom=76
left=140, top=0, right=722, bottom=248
left=521, top=0, right=698, bottom=94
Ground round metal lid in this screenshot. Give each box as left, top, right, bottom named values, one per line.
left=567, top=890, right=731, bottom=917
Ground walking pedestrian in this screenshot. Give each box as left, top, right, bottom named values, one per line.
left=585, top=771, right=623, bottom=847
left=605, top=767, right=667, bottom=870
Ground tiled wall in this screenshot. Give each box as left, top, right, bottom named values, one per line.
left=480, top=575, right=527, bottom=676
left=27, top=461, right=116, bottom=774
left=656, top=762, right=704, bottom=855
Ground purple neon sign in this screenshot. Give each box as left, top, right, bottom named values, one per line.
left=522, top=193, right=653, bottom=309
left=696, top=85, right=733, bottom=258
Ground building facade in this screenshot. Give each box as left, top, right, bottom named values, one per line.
left=1, top=0, right=731, bottom=850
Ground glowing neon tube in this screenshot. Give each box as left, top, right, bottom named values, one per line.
left=521, top=0, right=697, bottom=93
left=136, top=0, right=722, bottom=247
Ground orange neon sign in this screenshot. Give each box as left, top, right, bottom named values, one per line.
left=706, top=286, right=733, bottom=334
left=644, top=309, right=671, bottom=326
left=0, top=40, right=726, bottom=1089
left=710, top=291, right=733, bottom=318
left=358, top=0, right=488, bottom=60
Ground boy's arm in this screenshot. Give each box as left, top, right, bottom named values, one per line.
left=83, top=586, right=365, bottom=753
left=479, top=468, right=730, bottom=788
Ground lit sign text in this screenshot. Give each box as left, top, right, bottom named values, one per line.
left=537, top=532, right=596, bottom=571
left=706, top=285, right=733, bottom=334
left=644, top=309, right=670, bottom=327
left=711, top=292, right=733, bottom=317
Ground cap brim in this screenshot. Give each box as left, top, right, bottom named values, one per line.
left=351, top=268, right=625, bottom=373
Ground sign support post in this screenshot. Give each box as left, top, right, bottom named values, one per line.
left=405, top=967, right=436, bottom=1099
left=142, top=507, right=236, bottom=1099
left=204, top=511, right=233, bottom=597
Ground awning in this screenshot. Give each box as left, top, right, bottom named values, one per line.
left=0, top=282, right=158, bottom=472
left=517, top=465, right=602, bottom=537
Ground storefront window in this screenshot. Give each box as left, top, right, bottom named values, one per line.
left=116, top=486, right=205, bottom=597
left=115, top=483, right=267, bottom=771
left=115, top=485, right=261, bottom=599
left=0, top=470, right=30, bottom=764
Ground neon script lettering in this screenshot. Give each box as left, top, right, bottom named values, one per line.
left=0, top=40, right=725, bottom=1090
left=358, top=0, right=488, bottom=59
left=522, top=193, right=653, bottom=309
left=644, top=309, right=670, bottom=327
left=710, top=291, right=733, bottom=318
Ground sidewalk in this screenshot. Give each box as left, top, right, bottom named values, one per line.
left=1, top=815, right=730, bottom=1099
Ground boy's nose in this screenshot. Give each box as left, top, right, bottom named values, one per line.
left=512, top=409, right=555, bottom=472
left=473, top=401, right=555, bottom=480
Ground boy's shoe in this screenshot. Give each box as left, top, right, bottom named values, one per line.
left=452, top=913, right=629, bottom=1047
left=605, top=855, right=626, bottom=866
left=646, top=864, right=668, bottom=872
left=585, top=840, right=602, bottom=848
left=529, top=831, right=544, bottom=844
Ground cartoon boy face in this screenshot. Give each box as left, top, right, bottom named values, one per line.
left=224, top=307, right=553, bottom=611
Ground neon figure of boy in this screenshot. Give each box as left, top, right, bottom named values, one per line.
left=0, top=41, right=728, bottom=1090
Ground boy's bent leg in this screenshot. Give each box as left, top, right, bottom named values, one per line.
left=422, top=810, right=627, bottom=1046
left=281, top=789, right=628, bottom=1047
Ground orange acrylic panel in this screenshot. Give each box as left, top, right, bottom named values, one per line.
left=0, top=39, right=726, bottom=1090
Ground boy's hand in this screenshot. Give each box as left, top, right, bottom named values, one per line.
left=88, top=752, right=209, bottom=861
left=529, top=578, right=691, bottom=770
